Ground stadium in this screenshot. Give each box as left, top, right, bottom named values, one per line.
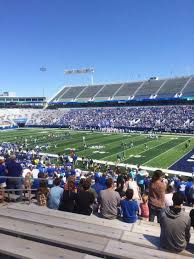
left=0, top=1, right=194, bottom=259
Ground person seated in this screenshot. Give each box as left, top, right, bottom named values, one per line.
left=91, top=176, right=106, bottom=197
left=115, top=179, right=126, bottom=198
left=165, top=184, right=173, bottom=207
left=37, top=180, right=50, bottom=206
left=160, top=192, right=191, bottom=252
left=75, top=179, right=95, bottom=215
left=59, top=176, right=77, bottom=213
left=47, top=178, right=63, bottom=209
left=121, top=189, right=139, bottom=223
left=99, top=178, right=121, bottom=219
left=189, top=209, right=194, bottom=229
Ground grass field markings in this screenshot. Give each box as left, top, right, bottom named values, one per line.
left=94, top=136, right=156, bottom=160
left=74, top=135, right=142, bottom=156
left=143, top=137, right=190, bottom=166
left=101, top=136, right=168, bottom=161
left=93, top=138, right=149, bottom=159
left=167, top=147, right=193, bottom=169
left=122, top=137, right=174, bottom=164
left=76, top=136, right=143, bottom=156
left=130, top=138, right=188, bottom=165
left=52, top=133, right=126, bottom=153
left=36, top=132, right=111, bottom=148
left=76, top=135, right=145, bottom=157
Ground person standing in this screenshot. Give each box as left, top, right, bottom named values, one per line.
left=0, top=157, right=6, bottom=202
left=148, top=170, right=166, bottom=223
left=6, top=155, right=23, bottom=201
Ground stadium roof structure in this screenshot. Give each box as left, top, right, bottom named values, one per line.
left=49, top=75, right=194, bottom=105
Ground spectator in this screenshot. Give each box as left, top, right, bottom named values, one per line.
left=59, top=176, right=77, bottom=212
left=0, top=156, right=6, bottom=202
left=136, top=168, right=145, bottom=195
left=185, top=177, right=194, bottom=206
left=127, top=174, right=141, bottom=201
left=47, top=178, right=63, bottom=209
left=189, top=209, right=194, bottom=229
left=140, top=194, right=149, bottom=220
left=37, top=180, right=49, bottom=206
left=75, top=179, right=95, bottom=215
left=121, top=189, right=139, bottom=223
left=148, top=170, right=166, bottom=223
left=6, top=155, right=23, bottom=201
left=160, top=192, right=191, bottom=252
left=91, top=176, right=106, bottom=197
left=165, top=185, right=174, bottom=207
left=99, top=178, right=121, bottom=219
left=115, top=178, right=126, bottom=198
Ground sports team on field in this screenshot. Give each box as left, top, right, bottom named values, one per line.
left=0, top=142, right=194, bottom=254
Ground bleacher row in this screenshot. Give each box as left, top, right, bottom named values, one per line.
left=0, top=203, right=193, bottom=259
left=51, top=76, right=194, bottom=103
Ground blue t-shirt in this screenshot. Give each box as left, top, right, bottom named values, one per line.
left=0, top=164, right=6, bottom=184
left=185, top=181, right=193, bottom=197
left=6, top=160, right=22, bottom=177
left=47, top=186, right=63, bottom=209
left=121, top=199, right=139, bottom=223
left=91, top=182, right=106, bottom=195
left=136, top=172, right=144, bottom=185
left=178, top=181, right=186, bottom=195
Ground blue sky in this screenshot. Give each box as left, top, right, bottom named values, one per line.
left=0, top=0, right=194, bottom=97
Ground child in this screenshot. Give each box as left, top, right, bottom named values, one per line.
left=140, top=194, right=149, bottom=220
left=120, top=189, right=139, bottom=223
left=37, top=180, right=49, bottom=206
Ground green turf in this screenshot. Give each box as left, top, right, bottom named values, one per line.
left=0, top=128, right=193, bottom=170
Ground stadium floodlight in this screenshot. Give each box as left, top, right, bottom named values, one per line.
left=64, top=67, right=95, bottom=85
left=64, top=68, right=94, bottom=74
left=40, top=66, right=47, bottom=72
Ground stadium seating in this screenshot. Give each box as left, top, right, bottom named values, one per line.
left=157, top=77, right=189, bottom=98
left=135, top=79, right=165, bottom=99
left=182, top=77, right=194, bottom=97
left=0, top=204, right=193, bottom=259
left=0, top=233, right=97, bottom=259
left=50, top=75, right=194, bottom=103
left=59, top=86, right=86, bottom=101
left=113, top=81, right=142, bottom=100
left=95, top=83, right=122, bottom=100
left=77, top=85, right=105, bottom=101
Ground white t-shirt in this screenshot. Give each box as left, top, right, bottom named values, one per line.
left=32, top=168, right=39, bottom=179
left=165, top=193, right=173, bottom=207
left=128, top=180, right=141, bottom=200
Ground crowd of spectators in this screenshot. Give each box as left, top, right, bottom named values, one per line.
left=0, top=141, right=194, bottom=253
left=25, top=106, right=194, bottom=131
left=0, top=106, right=193, bottom=131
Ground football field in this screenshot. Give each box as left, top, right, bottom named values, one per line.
left=0, top=128, right=194, bottom=170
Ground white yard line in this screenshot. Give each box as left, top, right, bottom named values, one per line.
left=142, top=137, right=191, bottom=166
left=103, top=137, right=171, bottom=161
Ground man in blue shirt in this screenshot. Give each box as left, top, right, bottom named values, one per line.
left=0, top=156, right=6, bottom=202
left=6, top=155, right=23, bottom=201
left=121, top=189, right=139, bottom=223
left=47, top=178, right=63, bottom=210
